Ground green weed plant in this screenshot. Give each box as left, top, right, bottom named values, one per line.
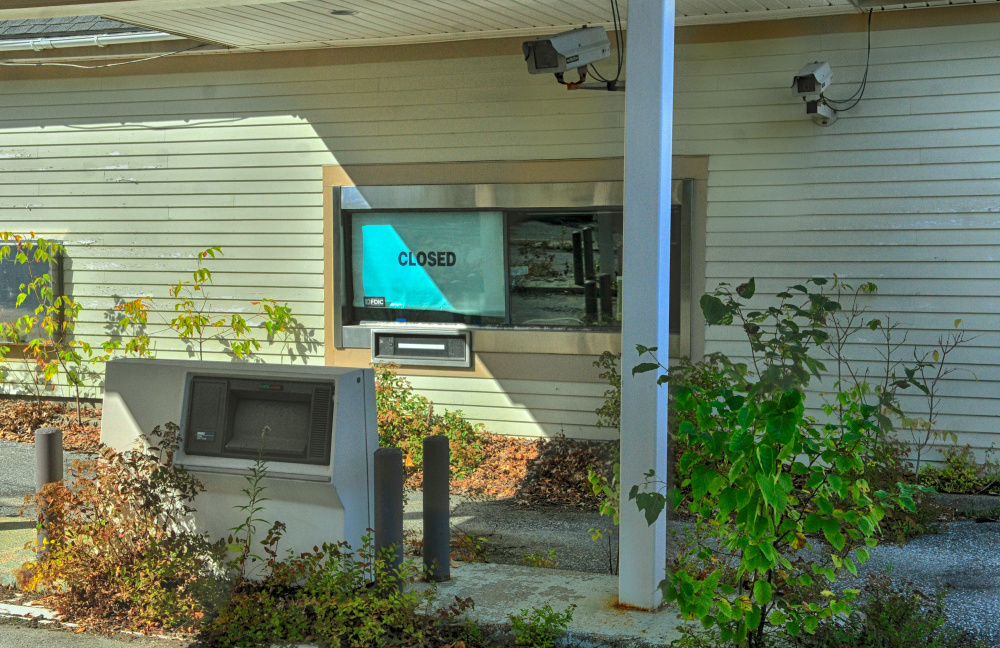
left=509, top=604, right=575, bottom=648
left=630, top=278, right=926, bottom=647
left=374, top=361, right=486, bottom=476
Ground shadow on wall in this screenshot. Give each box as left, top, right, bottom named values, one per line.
left=0, top=44, right=623, bottom=400
left=100, top=289, right=320, bottom=366
left=410, top=351, right=617, bottom=442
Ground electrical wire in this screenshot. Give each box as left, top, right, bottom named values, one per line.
left=0, top=43, right=207, bottom=69
left=589, top=0, right=624, bottom=84
left=824, top=9, right=873, bottom=111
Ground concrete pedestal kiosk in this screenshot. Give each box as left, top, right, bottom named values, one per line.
left=101, top=358, right=377, bottom=557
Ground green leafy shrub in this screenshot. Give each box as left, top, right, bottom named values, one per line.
left=0, top=234, right=96, bottom=421
left=815, top=279, right=963, bottom=542
left=374, top=361, right=485, bottom=476
left=18, top=424, right=228, bottom=633
left=109, top=246, right=310, bottom=363
left=795, top=571, right=987, bottom=648
left=631, top=278, right=924, bottom=648
left=593, top=351, right=621, bottom=431
left=0, top=234, right=311, bottom=417
left=588, top=353, right=742, bottom=523
left=587, top=353, right=622, bottom=573
left=522, top=549, right=559, bottom=569
left=921, top=445, right=1000, bottom=494
left=203, top=532, right=435, bottom=648
left=666, top=353, right=742, bottom=495
left=509, top=604, right=575, bottom=648
left=587, top=459, right=620, bottom=529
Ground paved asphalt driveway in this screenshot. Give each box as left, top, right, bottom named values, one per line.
left=0, top=622, right=193, bottom=647
left=0, top=439, right=85, bottom=518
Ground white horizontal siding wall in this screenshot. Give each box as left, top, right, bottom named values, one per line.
left=0, top=49, right=624, bottom=437
left=674, top=21, right=1000, bottom=459
left=14, top=20, right=999, bottom=448
left=408, top=375, right=613, bottom=440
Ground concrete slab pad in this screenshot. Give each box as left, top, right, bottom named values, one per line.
left=0, top=517, right=33, bottom=587
left=414, top=562, right=685, bottom=647
left=0, top=601, right=61, bottom=620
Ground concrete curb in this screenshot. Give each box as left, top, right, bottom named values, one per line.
left=0, top=601, right=62, bottom=621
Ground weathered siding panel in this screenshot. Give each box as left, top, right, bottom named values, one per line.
left=9, top=20, right=999, bottom=449
left=674, top=23, right=1000, bottom=459
left=0, top=49, right=624, bottom=438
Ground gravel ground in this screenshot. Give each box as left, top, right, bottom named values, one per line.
left=403, top=491, right=620, bottom=574
left=403, top=491, right=697, bottom=575
left=845, top=519, right=1000, bottom=644
left=452, top=498, right=618, bottom=573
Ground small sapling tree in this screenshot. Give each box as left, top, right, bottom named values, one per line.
left=0, top=236, right=311, bottom=419
left=112, top=247, right=307, bottom=362
left=0, top=233, right=98, bottom=422
left=630, top=278, right=924, bottom=647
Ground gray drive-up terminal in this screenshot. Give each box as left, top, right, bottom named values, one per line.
left=101, top=358, right=377, bottom=557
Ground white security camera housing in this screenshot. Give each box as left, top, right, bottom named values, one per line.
left=523, top=26, right=611, bottom=75
left=807, top=99, right=838, bottom=126
left=793, top=61, right=833, bottom=97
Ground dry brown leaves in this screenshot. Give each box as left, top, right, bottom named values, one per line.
left=514, top=435, right=617, bottom=509
left=0, top=399, right=102, bottom=453
left=404, top=431, right=540, bottom=499
left=454, top=432, right=540, bottom=499
left=407, top=431, right=618, bottom=509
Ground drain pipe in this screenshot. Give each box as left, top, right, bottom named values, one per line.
left=0, top=31, right=185, bottom=53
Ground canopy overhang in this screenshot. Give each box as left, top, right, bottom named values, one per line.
left=0, top=0, right=970, bottom=54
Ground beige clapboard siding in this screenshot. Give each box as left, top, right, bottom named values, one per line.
left=0, top=50, right=624, bottom=436
left=407, top=376, right=614, bottom=441
left=675, top=24, right=1000, bottom=460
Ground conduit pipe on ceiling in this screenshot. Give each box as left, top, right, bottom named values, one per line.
left=0, top=31, right=185, bottom=52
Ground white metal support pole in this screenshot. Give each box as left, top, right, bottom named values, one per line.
left=619, top=0, right=675, bottom=610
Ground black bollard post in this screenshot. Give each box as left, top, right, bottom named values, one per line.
left=598, top=273, right=613, bottom=320
left=374, top=447, right=404, bottom=587
left=572, top=230, right=584, bottom=286
left=34, top=427, right=63, bottom=558
left=422, top=435, right=451, bottom=582
left=584, top=280, right=598, bottom=316
left=582, top=226, right=595, bottom=280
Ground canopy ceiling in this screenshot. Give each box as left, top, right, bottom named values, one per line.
left=1, top=0, right=981, bottom=53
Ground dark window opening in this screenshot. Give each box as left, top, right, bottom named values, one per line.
left=0, top=242, right=63, bottom=342
left=507, top=211, right=621, bottom=328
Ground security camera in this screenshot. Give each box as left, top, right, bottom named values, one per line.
left=522, top=26, right=611, bottom=75
left=807, top=99, right=838, bottom=126
left=793, top=61, right=832, bottom=97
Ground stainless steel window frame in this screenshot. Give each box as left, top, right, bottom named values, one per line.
left=672, top=178, right=695, bottom=360
left=331, top=179, right=698, bottom=359
left=333, top=181, right=624, bottom=348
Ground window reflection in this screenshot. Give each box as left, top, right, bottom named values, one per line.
left=507, top=212, right=622, bottom=328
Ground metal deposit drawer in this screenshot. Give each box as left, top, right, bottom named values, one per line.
left=371, top=329, right=471, bottom=367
